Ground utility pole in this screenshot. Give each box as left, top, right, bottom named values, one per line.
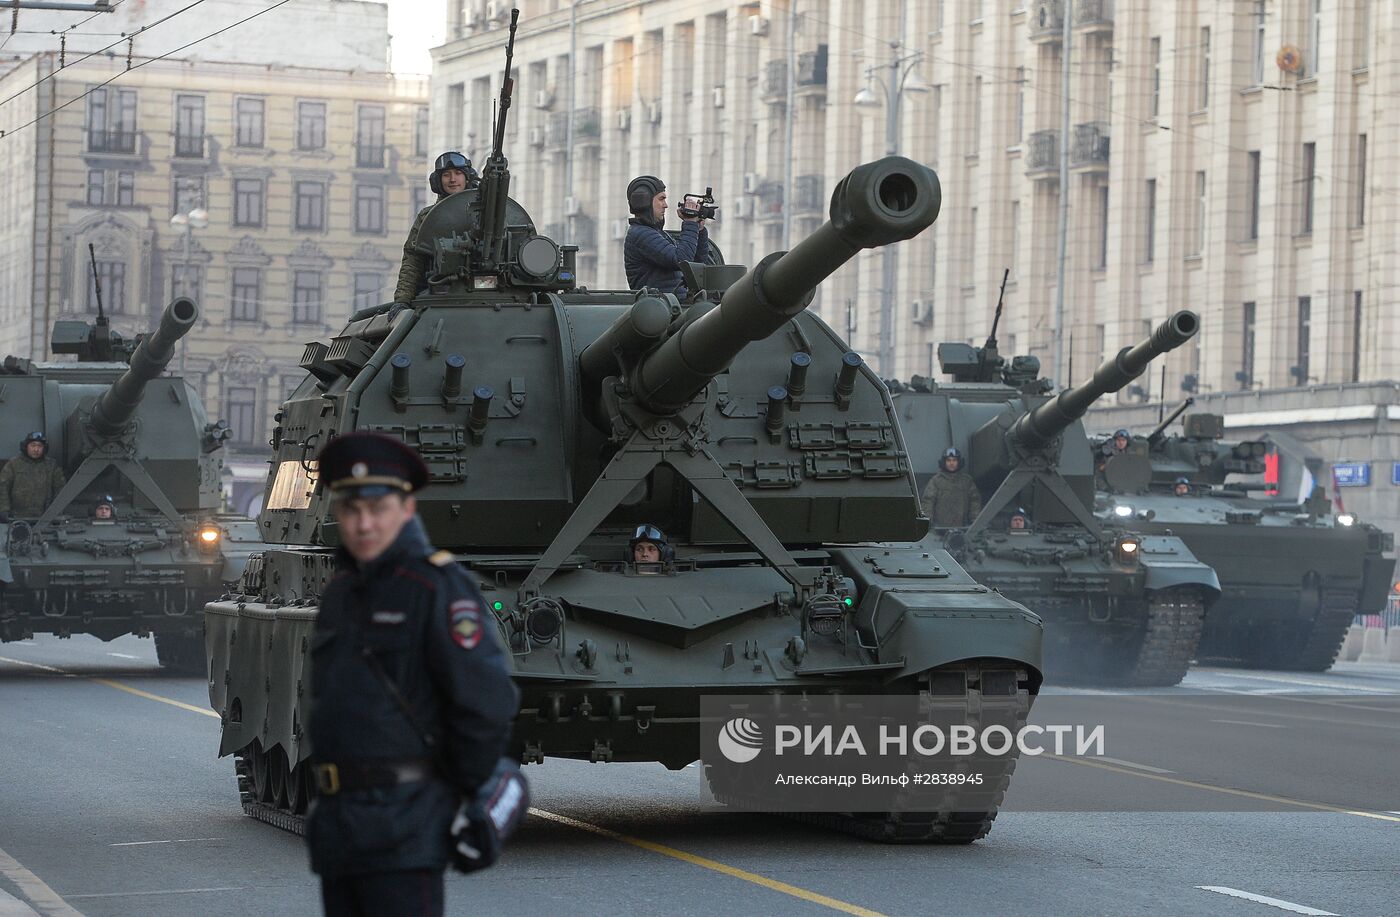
left=1052, top=0, right=1072, bottom=386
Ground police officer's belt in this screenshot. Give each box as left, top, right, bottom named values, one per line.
left=314, top=759, right=434, bottom=795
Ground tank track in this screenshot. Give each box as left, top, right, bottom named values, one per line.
left=709, top=661, right=1034, bottom=844
left=233, top=747, right=307, bottom=835
left=1122, top=591, right=1206, bottom=687
left=1227, top=588, right=1358, bottom=672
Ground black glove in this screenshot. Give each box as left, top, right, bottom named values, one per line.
left=387, top=302, right=411, bottom=320
left=450, top=758, right=529, bottom=874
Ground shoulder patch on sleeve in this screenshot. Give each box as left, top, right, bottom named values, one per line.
left=449, top=597, right=483, bottom=650
left=428, top=549, right=456, bottom=567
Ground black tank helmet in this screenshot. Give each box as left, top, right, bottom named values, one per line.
left=21, top=430, right=47, bottom=457
left=628, top=522, right=674, bottom=562
left=626, top=175, right=665, bottom=215
left=429, top=151, right=479, bottom=197
left=939, top=447, right=963, bottom=472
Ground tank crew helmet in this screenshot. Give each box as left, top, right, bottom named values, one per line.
left=626, top=175, right=665, bottom=216
left=1113, top=428, right=1131, bottom=447
left=93, top=495, right=116, bottom=519
left=628, top=522, right=674, bottom=562
left=317, top=432, right=429, bottom=501
left=429, top=151, right=479, bottom=196
left=1009, top=506, right=1030, bottom=530
left=939, top=447, right=963, bottom=472
left=1173, top=476, right=1191, bottom=495
left=21, top=431, right=47, bottom=456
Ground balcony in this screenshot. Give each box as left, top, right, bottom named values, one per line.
left=761, top=60, right=787, bottom=102
left=793, top=174, right=824, bottom=213
left=1074, top=0, right=1113, bottom=32
left=356, top=144, right=386, bottom=169
left=756, top=181, right=784, bottom=221
left=1028, top=0, right=1063, bottom=42
left=1026, top=129, right=1059, bottom=178
left=546, top=111, right=569, bottom=148
left=87, top=130, right=137, bottom=154
left=1069, top=122, right=1110, bottom=171
left=574, top=106, right=601, bottom=141
left=174, top=134, right=205, bottom=159
left=796, top=45, right=828, bottom=89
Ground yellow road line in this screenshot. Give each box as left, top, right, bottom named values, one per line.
left=0, top=845, right=83, bottom=916
left=1051, top=755, right=1400, bottom=823
left=528, top=807, right=890, bottom=917
left=89, top=679, right=219, bottom=720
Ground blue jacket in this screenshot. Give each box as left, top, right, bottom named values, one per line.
left=624, top=218, right=709, bottom=297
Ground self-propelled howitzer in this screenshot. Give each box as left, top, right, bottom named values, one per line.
left=207, top=153, right=1044, bottom=844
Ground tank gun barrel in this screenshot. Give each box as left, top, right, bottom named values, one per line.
left=632, top=156, right=941, bottom=413
left=1011, top=311, right=1199, bottom=451
left=89, top=297, right=198, bottom=439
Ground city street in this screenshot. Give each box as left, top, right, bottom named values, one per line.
left=2, top=635, right=1397, bottom=917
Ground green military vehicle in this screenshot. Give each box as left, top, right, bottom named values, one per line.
left=0, top=298, right=262, bottom=671
left=204, top=12, right=1043, bottom=844
left=1095, top=411, right=1395, bottom=670
left=892, top=312, right=1219, bottom=686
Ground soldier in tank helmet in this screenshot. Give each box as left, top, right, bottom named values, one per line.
left=628, top=523, right=674, bottom=564
left=392, top=152, right=481, bottom=308
left=92, top=495, right=117, bottom=522
left=920, top=447, right=982, bottom=528
left=623, top=174, right=709, bottom=299
left=1173, top=476, right=1192, bottom=497
left=0, top=432, right=65, bottom=522
left=1007, top=506, right=1030, bottom=533
left=305, top=432, right=518, bottom=917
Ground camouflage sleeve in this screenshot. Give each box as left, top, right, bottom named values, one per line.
left=918, top=477, right=935, bottom=517
left=392, top=208, right=430, bottom=304
left=966, top=476, right=982, bottom=519
left=0, top=461, right=11, bottom=514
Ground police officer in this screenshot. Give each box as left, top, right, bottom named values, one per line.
left=392, top=152, right=481, bottom=308
left=0, top=432, right=65, bottom=522
left=628, top=523, right=673, bottom=564
left=623, top=175, right=709, bottom=299
left=920, top=447, right=982, bottom=527
left=306, top=432, right=518, bottom=917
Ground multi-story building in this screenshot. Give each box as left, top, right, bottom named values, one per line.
left=0, top=3, right=427, bottom=513
left=434, top=0, right=1400, bottom=538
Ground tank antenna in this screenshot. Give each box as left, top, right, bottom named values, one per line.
left=87, top=242, right=106, bottom=327
left=987, top=267, right=1008, bottom=349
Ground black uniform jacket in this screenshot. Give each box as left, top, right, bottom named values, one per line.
left=305, top=518, right=519, bottom=877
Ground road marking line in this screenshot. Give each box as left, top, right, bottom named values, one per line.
left=528, top=807, right=889, bottom=917
left=1210, top=719, right=1287, bottom=729
left=0, top=887, right=39, bottom=917
left=63, top=887, right=244, bottom=900
left=89, top=679, right=218, bottom=720
left=0, top=656, right=65, bottom=674
left=108, top=838, right=224, bottom=847
left=104, top=653, right=138, bottom=660
left=1050, top=756, right=1400, bottom=822
left=1195, top=886, right=1337, bottom=915
left=0, top=846, right=82, bottom=917
left=1094, top=756, right=1175, bottom=774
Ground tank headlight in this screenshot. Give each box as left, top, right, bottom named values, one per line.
left=804, top=594, right=846, bottom=638
left=521, top=597, right=564, bottom=646
left=1337, top=513, right=1356, bottom=527
left=1114, top=536, right=1141, bottom=565
left=195, top=526, right=221, bottom=551
left=1113, top=504, right=1134, bottom=518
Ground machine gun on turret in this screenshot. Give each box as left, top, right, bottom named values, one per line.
left=1146, top=397, right=1195, bottom=446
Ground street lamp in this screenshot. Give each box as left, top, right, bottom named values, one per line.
left=853, top=44, right=926, bottom=378
left=169, top=185, right=208, bottom=371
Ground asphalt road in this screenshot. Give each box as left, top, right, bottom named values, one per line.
left=2, top=635, right=1398, bottom=917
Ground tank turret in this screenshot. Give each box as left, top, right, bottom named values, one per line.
left=89, top=297, right=198, bottom=439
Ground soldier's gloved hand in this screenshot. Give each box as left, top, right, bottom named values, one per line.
left=387, top=302, right=411, bottom=320
left=448, top=759, right=529, bottom=874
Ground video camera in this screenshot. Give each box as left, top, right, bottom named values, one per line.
left=678, top=187, right=718, bottom=221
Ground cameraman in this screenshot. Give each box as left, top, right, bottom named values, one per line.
left=623, top=175, right=709, bottom=299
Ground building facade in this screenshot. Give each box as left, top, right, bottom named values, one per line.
left=0, top=47, right=427, bottom=513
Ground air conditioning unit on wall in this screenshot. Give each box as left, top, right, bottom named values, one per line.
left=750, top=15, right=769, bottom=36
left=911, top=299, right=934, bottom=325
left=742, top=172, right=761, bottom=194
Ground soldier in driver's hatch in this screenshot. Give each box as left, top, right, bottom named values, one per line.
left=0, top=431, right=65, bottom=521
left=920, top=447, right=982, bottom=527
left=623, top=174, right=709, bottom=299
left=393, top=152, right=480, bottom=307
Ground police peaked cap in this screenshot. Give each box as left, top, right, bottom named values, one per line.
left=627, top=175, right=665, bottom=213
left=318, top=432, right=429, bottom=498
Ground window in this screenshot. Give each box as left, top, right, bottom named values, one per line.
left=1299, top=142, right=1315, bottom=233
left=446, top=83, right=465, bottom=145
left=172, top=175, right=205, bottom=217
left=1198, top=27, right=1210, bottom=109
left=1144, top=179, right=1157, bottom=263
left=1247, top=150, right=1261, bottom=240
left=1149, top=38, right=1161, bottom=118
left=86, top=87, right=136, bottom=152
left=1308, top=0, right=1322, bottom=75
left=1253, top=1, right=1267, bottom=84
left=87, top=259, right=126, bottom=313
left=356, top=104, right=387, bottom=168
left=354, top=184, right=385, bottom=234
left=235, top=97, right=265, bottom=148
left=87, top=169, right=104, bottom=206
left=1295, top=296, right=1311, bottom=385
left=1355, top=133, right=1367, bottom=226
left=174, top=95, right=205, bottom=157
left=292, top=270, right=323, bottom=325
left=1192, top=170, right=1206, bottom=256
left=352, top=272, right=383, bottom=309
left=294, top=181, right=326, bottom=232
left=225, top=386, right=259, bottom=446
left=1013, top=67, right=1024, bottom=143
left=968, top=206, right=978, bottom=280
left=414, top=106, right=430, bottom=157
left=234, top=178, right=265, bottom=227
left=231, top=267, right=261, bottom=321
left=971, top=77, right=982, bottom=153
left=114, top=171, right=134, bottom=207
left=1240, top=302, right=1255, bottom=388
left=1096, top=185, right=1110, bottom=268
left=297, top=101, right=327, bottom=151
left=1352, top=291, right=1363, bottom=382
